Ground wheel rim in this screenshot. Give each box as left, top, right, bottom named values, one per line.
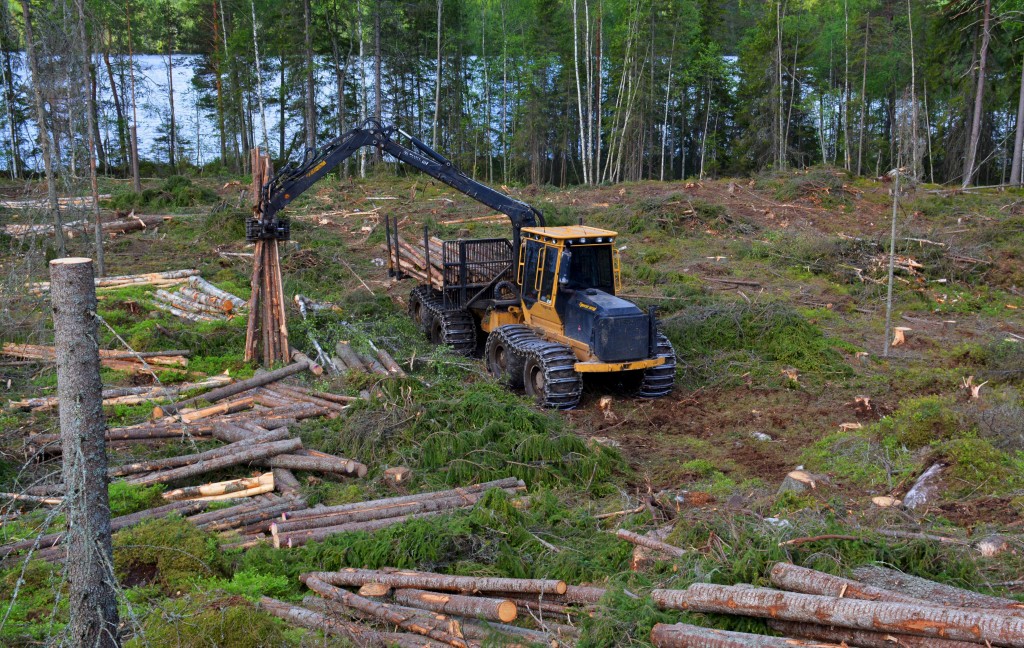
left=430, top=319, right=443, bottom=344
left=412, top=301, right=423, bottom=324
left=529, top=365, right=545, bottom=395
left=494, top=345, right=508, bottom=373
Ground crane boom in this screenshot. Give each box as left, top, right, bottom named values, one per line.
left=249, top=120, right=544, bottom=255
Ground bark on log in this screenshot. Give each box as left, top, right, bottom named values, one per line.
left=109, top=428, right=288, bottom=477
left=0, top=492, right=62, bottom=506
left=393, top=589, right=517, bottom=623
left=258, top=596, right=392, bottom=647
left=199, top=499, right=302, bottom=533
left=283, top=478, right=524, bottom=522
left=284, top=385, right=360, bottom=403
left=269, top=384, right=348, bottom=413
left=768, top=620, right=983, bottom=648
left=178, top=396, right=255, bottom=423
left=163, top=472, right=274, bottom=500
left=25, top=268, right=199, bottom=293
left=651, top=622, right=844, bottom=647
left=271, top=488, right=517, bottom=535
left=255, top=453, right=367, bottom=478
left=769, top=563, right=930, bottom=605
left=3, top=342, right=188, bottom=368
left=301, top=576, right=477, bottom=648
left=852, top=565, right=1024, bottom=613
left=273, top=468, right=303, bottom=497
left=125, top=437, right=303, bottom=486
left=177, top=285, right=235, bottom=313
left=50, top=257, right=119, bottom=648
left=154, top=360, right=311, bottom=417
left=376, top=348, right=407, bottom=377
left=335, top=341, right=368, bottom=372
left=153, top=289, right=228, bottom=316
left=184, top=494, right=291, bottom=528
left=288, top=348, right=323, bottom=376
left=277, top=512, right=441, bottom=547
left=305, top=568, right=567, bottom=596
left=616, top=528, right=686, bottom=558
left=360, top=352, right=391, bottom=376
left=652, top=584, right=1024, bottom=646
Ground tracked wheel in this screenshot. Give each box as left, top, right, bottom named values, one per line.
left=408, top=286, right=435, bottom=335
left=428, top=309, right=477, bottom=356
left=485, top=325, right=535, bottom=388
left=638, top=332, right=676, bottom=398
left=522, top=342, right=583, bottom=410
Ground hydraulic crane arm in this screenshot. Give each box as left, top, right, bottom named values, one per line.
left=249, top=120, right=544, bottom=253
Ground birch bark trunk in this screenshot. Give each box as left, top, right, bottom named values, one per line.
left=962, top=0, right=990, bottom=188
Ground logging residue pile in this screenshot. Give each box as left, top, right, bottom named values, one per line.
left=650, top=562, right=1024, bottom=647
left=260, top=566, right=607, bottom=647
left=151, top=275, right=247, bottom=322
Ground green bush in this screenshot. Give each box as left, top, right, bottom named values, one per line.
left=876, top=395, right=961, bottom=449
left=105, top=176, right=218, bottom=211
left=108, top=482, right=166, bottom=517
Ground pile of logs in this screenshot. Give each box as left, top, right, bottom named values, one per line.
left=151, top=276, right=247, bottom=322
left=7, top=373, right=230, bottom=411
left=2, top=343, right=191, bottom=377
left=260, top=567, right=607, bottom=647
left=650, top=562, right=1024, bottom=647
left=26, top=268, right=199, bottom=294
left=331, top=340, right=406, bottom=378
left=5, top=212, right=172, bottom=239
left=265, top=478, right=526, bottom=548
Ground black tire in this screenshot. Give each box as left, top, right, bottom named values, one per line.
left=522, top=342, right=582, bottom=410
left=408, top=286, right=435, bottom=335
left=484, top=325, right=530, bottom=387
left=638, top=332, right=676, bottom=398
left=429, top=309, right=477, bottom=356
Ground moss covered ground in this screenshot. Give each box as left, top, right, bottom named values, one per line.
left=0, top=169, right=1022, bottom=645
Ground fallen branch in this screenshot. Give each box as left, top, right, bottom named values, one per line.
left=615, top=528, right=685, bottom=558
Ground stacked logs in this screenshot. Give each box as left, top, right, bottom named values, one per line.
left=5, top=212, right=168, bottom=240
left=266, top=478, right=526, bottom=548
left=383, top=224, right=495, bottom=291
left=7, top=373, right=230, bottom=411
left=332, top=340, right=406, bottom=377
left=2, top=343, right=191, bottom=376
left=26, top=268, right=199, bottom=294
left=259, top=567, right=607, bottom=647
left=650, top=562, right=1024, bottom=648
left=151, top=276, right=247, bottom=323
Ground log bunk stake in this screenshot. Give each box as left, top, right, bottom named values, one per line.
left=245, top=148, right=290, bottom=366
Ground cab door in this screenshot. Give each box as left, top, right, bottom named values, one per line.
left=520, top=239, right=562, bottom=333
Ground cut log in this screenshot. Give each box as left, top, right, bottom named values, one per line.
left=334, top=341, right=367, bottom=372
left=124, top=437, right=303, bottom=486
left=217, top=500, right=306, bottom=534
left=109, top=428, right=289, bottom=477
left=163, top=472, right=275, bottom=501
left=187, top=276, right=247, bottom=309
left=153, top=289, right=228, bottom=317
left=375, top=348, right=407, bottom=377
left=360, top=351, right=391, bottom=376
left=255, top=453, right=367, bottom=478
left=768, top=620, right=983, bottom=648
left=769, top=563, right=930, bottom=605
left=778, top=470, right=817, bottom=494
left=25, top=269, right=199, bottom=294
left=300, top=596, right=457, bottom=648
left=257, top=596, right=391, bottom=647
left=185, top=495, right=297, bottom=529
left=384, top=467, right=412, bottom=487
left=177, top=285, right=235, bottom=313
left=852, top=565, right=1024, bottom=613
left=154, top=360, right=311, bottom=417
left=3, top=343, right=188, bottom=369
left=616, top=528, right=685, bottom=558
left=276, top=512, right=442, bottom=547
left=651, top=622, right=844, bottom=647
left=283, top=385, right=360, bottom=403
left=282, top=478, right=524, bottom=522
left=305, top=567, right=567, bottom=596
left=392, top=589, right=517, bottom=623
left=288, top=348, right=323, bottom=376
left=273, top=468, right=303, bottom=497
left=0, top=492, right=62, bottom=506
left=269, top=384, right=348, bottom=413
left=302, top=576, right=477, bottom=648
left=652, top=584, right=1024, bottom=646
left=178, top=396, right=255, bottom=423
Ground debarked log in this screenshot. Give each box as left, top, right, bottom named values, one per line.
left=305, top=567, right=567, bottom=596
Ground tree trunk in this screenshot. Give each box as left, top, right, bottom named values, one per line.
left=432, top=0, right=442, bottom=149
left=303, top=0, right=315, bottom=151
left=249, top=0, right=269, bottom=149
left=77, top=0, right=105, bottom=276
left=857, top=12, right=869, bottom=176
left=127, top=2, right=142, bottom=190
left=652, top=584, right=1024, bottom=645
left=373, top=0, right=382, bottom=161
left=256, top=452, right=367, bottom=478
left=258, top=597, right=392, bottom=647
left=851, top=565, right=1024, bottom=612
left=769, top=563, right=928, bottom=605
left=392, top=589, right=517, bottom=624
left=102, top=43, right=127, bottom=168
left=768, top=620, right=982, bottom=648
left=906, top=0, right=918, bottom=180
left=166, top=36, right=176, bottom=172
left=50, top=257, right=119, bottom=648
left=571, top=0, right=588, bottom=184
left=306, top=568, right=567, bottom=596
left=962, top=0, right=990, bottom=188
left=1011, top=57, right=1024, bottom=186
left=109, top=428, right=289, bottom=477
left=0, top=5, right=20, bottom=178
left=22, top=0, right=65, bottom=255
left=651, top=623, right=842, bottom=648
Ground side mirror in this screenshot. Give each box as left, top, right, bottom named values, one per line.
left=558, top=249, right=572, bottom=286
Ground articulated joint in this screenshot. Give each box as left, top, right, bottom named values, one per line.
left=245, top=217, right=291, bottom=242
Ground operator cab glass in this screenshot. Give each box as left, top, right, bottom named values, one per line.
left=561, top=244, right=614, bottom=295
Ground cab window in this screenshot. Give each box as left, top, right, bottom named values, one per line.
left=539, top=245, right=557, bottom=302
left=521, top=240, right=541, bottom=303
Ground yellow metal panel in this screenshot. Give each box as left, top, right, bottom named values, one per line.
left=522, top=226, right=617, bottom=239
left=574, top=357, right=665, bottom=373
left=480, top=309, right=523, bottom=333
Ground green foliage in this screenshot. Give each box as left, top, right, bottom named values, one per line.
left=105, top=176, right=218, bottom=211
left=875, top=395, right=961, bottom=449
left=802, top=428, right=915, bottom=491
left=662, top=302, right=853, bottom=388
left=0, top=560, right=65, bottom=644
left=934, top=437, right=1024, bottom=498
left=114, top=516, right=226, bottom=591
left=205, top=569, right=294, bottom=601
left=108, top=482, right=166, bottom=517
left=125, top=596, right=293, bottom=648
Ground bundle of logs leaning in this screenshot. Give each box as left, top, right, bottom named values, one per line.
left=650, top=562, right=1024, bottom=648
left=151, top=275, right=248, bottom=323
left=258, top=566, right=609, bottom=647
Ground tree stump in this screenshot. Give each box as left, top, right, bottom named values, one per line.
left=50, top=257, right=120, bottom=648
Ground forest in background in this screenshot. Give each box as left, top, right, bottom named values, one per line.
left=1, top=0, right=1023, bottom=189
